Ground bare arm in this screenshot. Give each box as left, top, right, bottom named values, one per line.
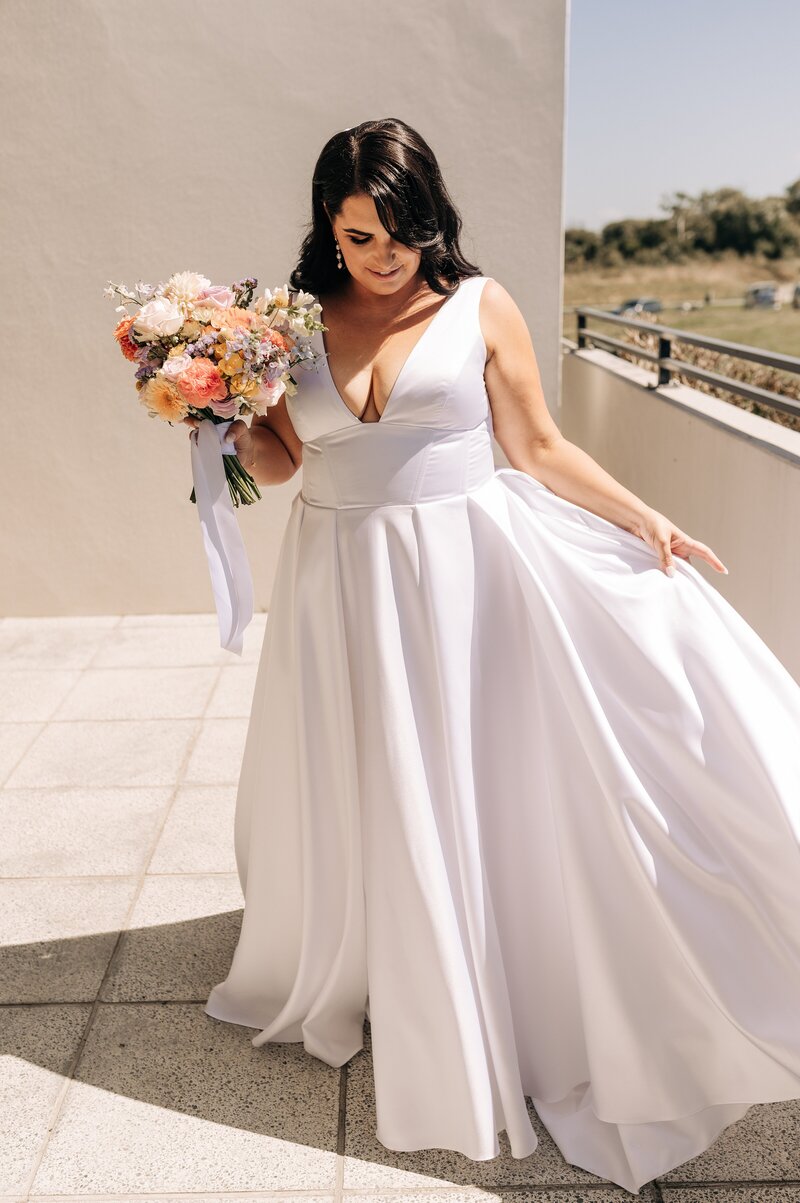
left=183, top=390, right=303, bottom=486
left=480, top=279, right=727, bottom=575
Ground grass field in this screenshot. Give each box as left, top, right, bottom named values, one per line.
left=562, top=253, right=800, bottom=431
left=563, top=253, right=800, bottom=357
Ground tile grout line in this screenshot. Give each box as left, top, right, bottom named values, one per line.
left=0, top=723, right=48, bottom=791
left=334, top=1059, right=348, bottom=1201
left=14, top=627, right=227, bottom=1202
left=0, top=617, right=126, bottom=790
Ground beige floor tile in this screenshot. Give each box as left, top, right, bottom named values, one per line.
left=91, top=625, right=239, bottom=669
left=52, top=666, right=219, bottom=720
left=5, top=718, right=199, bottom=789
left=657, top=1098, right=800, bottom=1183
left=118, top=613, right=222, bottom=627
left=183, top=717, right=249, bottom=785
left=147, top=784, right=238, bottom=874
left=0, top=621, right=119, bottom=670
left=0, top=670, right=81, bottom=722
left=659, top=1189, right=800, bottom=1201
left=342, top=1193, right=648, bottom=1202
left=0, top=785, right=173, bottom=877
left=100, top=872, right=243, bottom=1002
left=0, top=877, right=139, bottom=1003
left=205, top=663, right=260, bottom=717
left=30, top=1003, right=339, bottom=1194
left=0, top=1004, right=92, bottom=1195
left=0, top=617, right=121, bottom=630
left=0, top=723, right=44, bottom=785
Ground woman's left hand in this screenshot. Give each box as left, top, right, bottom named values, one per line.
left=636, top=508, right=728, bottom=577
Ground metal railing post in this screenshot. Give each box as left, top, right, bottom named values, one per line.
left=658, top=335, right=672, bottom=386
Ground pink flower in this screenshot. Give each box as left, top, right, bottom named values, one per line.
left=250, top=379, right=286, bottom=416
left=176, top=358, right=229, bottom=405
left=198, top=285, right=235, bottom=309
left=209, top=395, right=240, bottom=419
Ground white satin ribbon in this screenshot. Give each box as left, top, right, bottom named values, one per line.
left=189, top=418, right=254, bottom=655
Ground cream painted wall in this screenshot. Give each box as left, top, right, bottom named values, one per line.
left=0, top=0, right=569, bottom=616
left=561, top=345, right=800, bottom=680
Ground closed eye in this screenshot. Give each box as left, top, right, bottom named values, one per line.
left=348, top=236, right=370, bottom=245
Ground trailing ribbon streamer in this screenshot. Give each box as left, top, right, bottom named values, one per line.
left=189, top=418, right=254, bottom=655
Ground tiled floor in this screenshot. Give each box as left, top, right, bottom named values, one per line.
left=1, top=613, right=798, bottom=1203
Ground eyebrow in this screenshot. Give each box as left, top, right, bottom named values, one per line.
left=342, top=227, right=373, bottom=235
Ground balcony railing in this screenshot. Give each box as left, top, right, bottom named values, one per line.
left=573, top=307, right=800, bottom=424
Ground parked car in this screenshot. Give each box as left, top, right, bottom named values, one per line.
left=609, top=297, right=663, bottom=316
left=744, top=283, right=779, bottom=309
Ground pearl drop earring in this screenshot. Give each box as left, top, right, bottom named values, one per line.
left=335, top=239, right=343, bottom=270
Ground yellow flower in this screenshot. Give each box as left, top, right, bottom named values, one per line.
left=140, top=376, right=189, bottom=422
left=220, top=351, right=244, bottom=376
left=182, top=320, right=201, bottom=338
left=167, top=343, right=187, bottom=356
left=231, top=374, right=258, bottom=397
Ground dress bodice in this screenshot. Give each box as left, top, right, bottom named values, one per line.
left=286, top=275, right=493, bottom=445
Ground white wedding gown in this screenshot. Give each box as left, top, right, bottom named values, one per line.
left=204, top=275, right=800, bottom=1194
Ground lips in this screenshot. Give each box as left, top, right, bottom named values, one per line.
left=369, top=266, right=400, bottom=278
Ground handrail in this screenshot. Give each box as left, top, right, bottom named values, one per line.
left=572, top=306, right=800, bottom=421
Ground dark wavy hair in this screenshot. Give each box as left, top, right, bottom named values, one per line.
left=289, top=118, right=482, bottom=299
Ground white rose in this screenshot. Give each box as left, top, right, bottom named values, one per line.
left=160, top=354, right=193, bottom=381
left=250, top=378, right=286, bottom=415
left=133, top=297, right=185, bottom=341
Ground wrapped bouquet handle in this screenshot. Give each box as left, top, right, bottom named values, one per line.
left=189, top=418, right=254, bottom=655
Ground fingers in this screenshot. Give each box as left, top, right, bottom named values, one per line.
left=652, top=519, right=730, bottom=578
left=697, top=542, right=729, bottom=574
left=223, top=418, right=247, bottom=445
left=683, top=538, right=729, bottom=575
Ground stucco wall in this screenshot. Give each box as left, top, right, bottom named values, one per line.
left=0, top=0, right=569, bottom=616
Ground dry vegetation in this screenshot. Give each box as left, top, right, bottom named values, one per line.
left=564, top=253, right=800, bottom=432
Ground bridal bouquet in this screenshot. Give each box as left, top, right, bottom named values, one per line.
left=104, top=270, right=326, bottom=656
left=105, top=271, right=325, bottom=506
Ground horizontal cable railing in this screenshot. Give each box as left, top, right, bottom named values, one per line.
left=572, top=307, right=800, bottom=424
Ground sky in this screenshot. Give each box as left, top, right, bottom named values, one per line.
left=565, top=0, right=799, bottom=231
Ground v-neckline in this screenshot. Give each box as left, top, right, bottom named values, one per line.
left=318, top=280, right=464, bottom=426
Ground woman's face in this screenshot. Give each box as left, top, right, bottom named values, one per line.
left=326, top=193, right=422, bottom=294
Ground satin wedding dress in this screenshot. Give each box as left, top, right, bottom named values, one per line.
left=204, top=274, right=800, bottom=1194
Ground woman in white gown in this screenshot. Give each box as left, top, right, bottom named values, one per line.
left=197, top=119, right=800, bottom=1195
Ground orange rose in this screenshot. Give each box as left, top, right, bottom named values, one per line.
left=114, top=316, right=140, bottom=362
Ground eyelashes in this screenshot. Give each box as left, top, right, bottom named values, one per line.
left=348, top=237, right=370, bottom=245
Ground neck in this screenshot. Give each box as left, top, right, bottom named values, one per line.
left=341, top=271, right=430, bottom=318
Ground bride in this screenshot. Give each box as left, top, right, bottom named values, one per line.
left=186, top=118, right=800, bottom=1196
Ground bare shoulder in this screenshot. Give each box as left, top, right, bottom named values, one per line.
left=478, top=278, right=530, bottom=363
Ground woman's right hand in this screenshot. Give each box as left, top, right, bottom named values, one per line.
left=182, top=414, right=257, bottom=473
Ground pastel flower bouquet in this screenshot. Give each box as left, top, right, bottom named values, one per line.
left=105, top=271, right=325, bottom=506
left=104, top=269, right=326, bottom=654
